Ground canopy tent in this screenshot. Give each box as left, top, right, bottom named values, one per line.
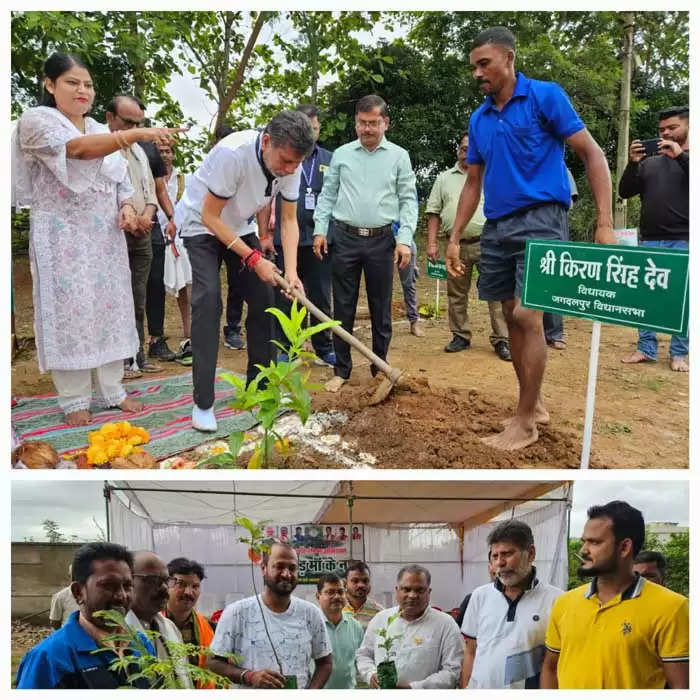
left=106, top=480, right=570, bottom=612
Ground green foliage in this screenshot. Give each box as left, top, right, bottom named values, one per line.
left=377, top=611, right=403, bottom=658
left=198, top=299, right=339, bottom=469
left=93, top=609, right=236, bottom=689
left=42, top=519, right=65, bottom=543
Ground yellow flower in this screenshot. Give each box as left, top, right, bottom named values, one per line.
left=134, top=426, right=149, bottom=442
left=86, top=445, right=109, bottom=465
left=106, top=443, right=120, bottom=460
left=99, top=423, right=119, bottom=439
left=119, top=443, right=134, bottom=458
left=128, top=435, right=143, bottom=446
left=88, top=432, right=105, bottom=447
left=116, top=421, right=132, bottom=437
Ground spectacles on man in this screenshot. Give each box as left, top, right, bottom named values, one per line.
left=168, top=577, right=201, bottom=592
left=133, top=573, right=170, bottom=587
left=116, top=113, right=143, bottom=128
left=356, top=119, right=384, bottom=130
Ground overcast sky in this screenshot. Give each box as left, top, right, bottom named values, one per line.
left=11, top=480, right=688, bottom=542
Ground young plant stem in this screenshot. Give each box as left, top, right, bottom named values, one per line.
left=249, top=558, right=284, bottom=675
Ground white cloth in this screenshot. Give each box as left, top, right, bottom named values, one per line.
left=125, top=610, right=193, bottom=688
left=179, top=129, right=300, bottom=239
left=49, top=586, right=79, bottom=626
left=462, top=576, right=563, bottom=689
left=13, top=106, right=139, bottom=372
left=160, top=169, right=192, bottom=295
left=51, top=359, right=126, bottom=414
left=210, top=594, right=331, bottom=688
left=356, top=605, right=464, bottom=689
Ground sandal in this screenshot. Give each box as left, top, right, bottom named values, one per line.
left=123, top=367, right=143, bottom=379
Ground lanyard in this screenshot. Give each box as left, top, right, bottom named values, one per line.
left=301, top=153, right=317, bottom=188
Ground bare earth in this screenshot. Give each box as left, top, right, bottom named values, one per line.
left=11, top=256, right=688, bottom=469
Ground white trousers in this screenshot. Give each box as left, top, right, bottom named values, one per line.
left=51, top=359, right=126, bottom=414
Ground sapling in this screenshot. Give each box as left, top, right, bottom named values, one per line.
left=375, top=610, right=404, bottom=689
left=198, top=300, right=339, bottom=469
left=92, top=608, right=236, bottom=689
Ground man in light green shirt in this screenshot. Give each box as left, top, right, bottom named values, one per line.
left=425, top=133, right=509, bottom=359
left=316, top=573, right=365, bottom=688
left=313, top=94, right=417, bottom=392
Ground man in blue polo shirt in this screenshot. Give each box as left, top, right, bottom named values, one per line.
left=447, top=26, right=615, bottom=451
left=16, top=542, right=149, bottom=689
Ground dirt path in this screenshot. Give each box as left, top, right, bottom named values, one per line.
left=12, top=256, right=688, bottom=468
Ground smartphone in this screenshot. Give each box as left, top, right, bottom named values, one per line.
left=640, top=138, right=661, bottom=158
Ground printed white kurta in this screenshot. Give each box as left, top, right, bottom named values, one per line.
left=14, top=106, right=139, bottom=372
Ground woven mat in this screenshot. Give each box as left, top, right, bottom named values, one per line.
left=11, top=370, right=259, bottom=459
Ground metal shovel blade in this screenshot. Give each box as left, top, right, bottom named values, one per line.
left=368, top=370, right=404, bottom=406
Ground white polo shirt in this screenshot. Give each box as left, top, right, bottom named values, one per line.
left=462, top=571, right=563, bottom=689
left=179, top=129, right=300, bottom=238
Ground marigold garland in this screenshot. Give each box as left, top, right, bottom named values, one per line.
left=84, top=421, right=150, bottom=466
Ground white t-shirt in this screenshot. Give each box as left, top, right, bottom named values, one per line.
left=179, top=129, right=299, bottom=239
left=462, top=575, right=563, bottom=689
left=210, top=594, right=331, bottom=688
left=49, top=586, right=79, bottom=626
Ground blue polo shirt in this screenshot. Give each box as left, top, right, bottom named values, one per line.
left=467, top=72, right=584, bottom=220
left=16, top=611, right=151, bottom=689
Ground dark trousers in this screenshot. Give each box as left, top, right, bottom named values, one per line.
left=224, top=257, right=245, bottom=335
left=146, top=241, right=166, bottom=338
left=331, top=222, right=395, bottom=379
left=125, top=232, right=153, bottom=354
left=274, top=245, right=333, bottom=356
left=185, top=233, right=274, bottom=409
left=543, top=312, right=564, bottom=342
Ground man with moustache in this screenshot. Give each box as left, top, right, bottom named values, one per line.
left=619, top=106, right=690, bottom=372
left=125, top=551, right=193, bottom=688
left=207, top=541, right=332, bottom=688
left=356, top=565, right=464, bottom=689
left=162, top=558, right=215, bottom=677
left=179, top=110, right=313, bottom=432
left=313, top=94, right=418, bottom=393
left=316, top=573, right=364, bottom=688
left=16, top=542, right=149, bottom=689
left=460, top=521, right=562, bottom=688
left=342, top=560, right=384, bottom=630
left=541, top=501, right=689, bottom=689
left=446, top=27, right=615, bottom=450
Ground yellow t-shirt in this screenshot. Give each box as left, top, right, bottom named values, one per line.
left=545, top=576, right=688, bottom=688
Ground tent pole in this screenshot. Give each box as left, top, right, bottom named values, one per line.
left=346, top=483, right=355, bottom=561
left=103, top=481, right=111, bottom=542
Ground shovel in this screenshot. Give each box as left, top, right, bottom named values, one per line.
left=273, top=272, right=404, bottom=405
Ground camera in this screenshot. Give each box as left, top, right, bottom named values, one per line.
left=639, top=138, right=661, bottom=158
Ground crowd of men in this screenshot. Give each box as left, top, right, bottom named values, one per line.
left=140, top=25, right=685, bottom=445
left=18, top=498, right=687, bottom=689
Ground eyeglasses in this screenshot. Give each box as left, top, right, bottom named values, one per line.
left=116, top=113, right=143, bottom=128
left=133, top=574, right=170, bottom=587
left=168, top=577, right=201, bottom=592
left=356, top=119, right=384, bottom=130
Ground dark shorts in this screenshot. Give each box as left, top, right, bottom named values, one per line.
left=478, top=202, right=569, bottom=302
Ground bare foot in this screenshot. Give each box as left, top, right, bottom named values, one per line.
left=621, top=350, right=654, bottom=364
left=325, top=376, right=346, bottom=393
left=65, top=410, right=92, bottom=426
left=548, top=340, right=566, bottom=350
left=119, top=398, right=143, bottom=413
left=501, top=400, right=550, bottom=426
left=670, top=355, right=689, bottom=372
left=482, top=418, right=538, bottom=451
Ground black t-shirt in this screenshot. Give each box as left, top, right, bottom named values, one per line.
left=618, top=151, right=689, bottom=241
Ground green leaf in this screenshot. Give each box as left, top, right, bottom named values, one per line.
left=228, top=431, right=245, bottom=458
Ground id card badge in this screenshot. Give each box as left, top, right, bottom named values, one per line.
left=304, top=188, right=316, bottom=210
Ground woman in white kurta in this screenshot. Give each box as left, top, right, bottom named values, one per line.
left=13, top=52, right=184, bottom=425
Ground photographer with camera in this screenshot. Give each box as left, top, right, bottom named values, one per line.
left=619, top=106, right=689, bottom=372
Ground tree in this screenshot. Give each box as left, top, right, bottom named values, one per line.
left=42, top=519, right=65, bottom=543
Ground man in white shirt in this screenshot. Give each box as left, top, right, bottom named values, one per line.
left=124, top=551, right=193, bottom=689
left=49, top=566, right=79, bottom=629
left=207, top=541, right=332, bottom=688
left=179, top=111, right=314, bottom=431
left=461, top=520, right=562, bottom=688
left=356, top=564, right=464, bottom=689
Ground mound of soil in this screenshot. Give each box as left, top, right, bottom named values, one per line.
left=312, top=376, right=585, bottom=468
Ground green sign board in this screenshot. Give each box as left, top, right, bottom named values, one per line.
left=427, top=259, right=448, bottom=280
left=521, top=240, right=689, bottom=334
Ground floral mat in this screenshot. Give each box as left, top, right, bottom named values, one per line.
left=11, top=370, right=259, bottom=460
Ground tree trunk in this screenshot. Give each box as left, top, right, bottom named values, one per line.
left=614, top=12, right=635, bottom=230
left=214, top=11, right=272, bottom=135
left=129, top=14, right=146, bottom=99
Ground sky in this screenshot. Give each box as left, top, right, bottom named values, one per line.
left=10, top=479, right=688, bottom=542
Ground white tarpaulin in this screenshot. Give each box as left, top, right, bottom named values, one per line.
left=107, top=480, right=570, bottom=613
